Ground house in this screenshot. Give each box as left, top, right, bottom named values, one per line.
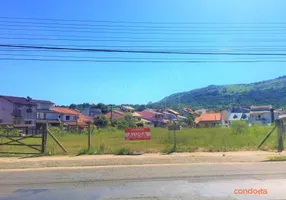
left=163, top=111, right=177, bottom=121
left=274, top=109, right=286, bottom=120
left=228, top=113, right=250, bottom=125
left=64, top=114, right=94, bottom=129
left=182, top=107, right=195, bottom=116
left=0, top=95, right=37, bottom=127
left=138, top=109, right=166, bottom=127
left=194, top=109, right=207, bottom=115
left=132, top=112, right=142, bottom=121
left=52, top=107, right=80, bottom=122
left=31, top=99, right=60, bottom=126
left=120, top=105, right=135, bottom=112
left=220, top=109, right=231, bottom=126
left=81, top=107, right=102, bottom=117
left=249, top=105, right=274, bottom=125
left=194, top=113, right=221, bottom=128
left=52, top=107, right=93, bottom=130
left=166, top=108, right=180, bottom=116
left=104, top=109, right=125, bottom=121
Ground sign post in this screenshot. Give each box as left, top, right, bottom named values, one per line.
left=168, top=122, right=180, bottom=151
left=125, top=128, right=151, bottom=140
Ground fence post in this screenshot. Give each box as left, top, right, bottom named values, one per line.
left=173, top=129, right=176, bottom=151
left=276, top=120, right=284, bottom=152
left=88, top=122, right=91, bottom=150
left=41, top=123, right=48, bottom=153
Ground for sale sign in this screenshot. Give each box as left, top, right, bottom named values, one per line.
left=125, top=128, right=151, bottom=140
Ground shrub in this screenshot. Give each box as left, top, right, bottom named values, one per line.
left=78, top=148, right=97, bottom=155
left=94, top=115, right=110, bottom=128
left=161, top=145, right=175, bottom=154
left=113, top=147, right=134, bottom=155
left=231, top=121, right=248, bottom=134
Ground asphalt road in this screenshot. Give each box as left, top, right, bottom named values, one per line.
left=0, top=162, right=286, bottom=200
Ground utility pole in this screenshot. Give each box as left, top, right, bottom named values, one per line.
left=88, top=122, right=91, bottom=150
left=110, top=104, right=113, bottom=124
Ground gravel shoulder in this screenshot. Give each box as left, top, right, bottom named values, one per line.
left=0, top=151, right=285, bottom=170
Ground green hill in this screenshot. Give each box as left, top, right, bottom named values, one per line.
left=153, top=76, right=286, bottom=110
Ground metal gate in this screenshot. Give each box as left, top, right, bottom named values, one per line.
left=0, top=128, right=47, bottom=155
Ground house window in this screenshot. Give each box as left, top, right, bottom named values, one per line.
left=258, top=115, right=261, bottom=119
left=66, top=116, right=70, bottom=121
left=74, top=116, right=77, bottom=120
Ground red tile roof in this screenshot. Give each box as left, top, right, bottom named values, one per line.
left=64, top=121, right=87, bottom=128
left=104, top=109, right=125, bottom=120
left=183, top=107, right=194, bottom=114
left=52, top=107, right=80, bottom=115
left=78, top=114, right=94, bottom=123
left=194, top=113, right=221, bottom=124
left=138, top=109, right=164, bottom=122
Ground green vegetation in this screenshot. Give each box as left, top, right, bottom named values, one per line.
left=115, top=113, right=138, bottom=129
left=154, top=76, right=286, bottom=109
left=78, top=148, right=97, bottom=155
left=0, top=126, right=284, bottom=156
left=113, top=147, right=134, bottom=155
left=267, top=155, right=286, bottom=161
left=94, top=115, right=110, bottom=128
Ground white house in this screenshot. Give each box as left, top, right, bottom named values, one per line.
left=249, top=105, right=274, bottom=125
left=32, top=99, right=59, bottom=124
left=52, top=107, right=80, bottom=122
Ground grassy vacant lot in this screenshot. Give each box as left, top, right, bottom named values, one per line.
left=0, top=125, right=282, bottom=156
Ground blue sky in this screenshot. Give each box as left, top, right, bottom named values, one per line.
left=1, top=0, right=286, bottom=105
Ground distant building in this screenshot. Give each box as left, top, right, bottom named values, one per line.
left=194, top=109, right=207, bottom=115
left=31, top=99, right=60, bottom=126
left=228, top=113, right=250, bottom=125
left=52, top=107, right=92, bottom=130
left=249, top=105, right=274, bottom=125
left=81, top=107, right=102, bottom=117
left=0, top=95, right=37, bottom=127
left=194, top=113, right=221, bottom=128
left=181, top=107, right=195, bottom=116
left=138, top=109, right=166, bottom=127
left=120, top=105, right=135, bottom=112
left=104, top=109, right=125, bottom=121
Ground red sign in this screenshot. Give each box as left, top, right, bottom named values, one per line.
left=125, top=128, right=151, bottom=140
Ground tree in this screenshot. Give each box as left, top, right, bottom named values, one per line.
left=91, top=103, right=109, bottom=114
left=186, top=113, right=195, bottom=127
left=137, top=104, right=146, bottom=111
left=69, top=104, right=77, bottom=109
left=116, top=113, right=137, bottom=129
left=94, top=115, right=110, bottom=128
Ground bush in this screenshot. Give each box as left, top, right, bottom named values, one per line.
left=94, top=116, right=110, bottom=128
left=161, top=145, right=175, bottom=154
left=113, top=147, right=134, bottom=155
left=78, top=148, right=97, bottom=155
left=231, top=121, right=248, bottom=134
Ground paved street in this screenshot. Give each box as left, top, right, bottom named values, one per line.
left=0, top=162, right=286, bottom=200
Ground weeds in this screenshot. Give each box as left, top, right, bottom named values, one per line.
left=113, top=147, right=134, bottom=155
left=78, top=148, right=97, bottom=155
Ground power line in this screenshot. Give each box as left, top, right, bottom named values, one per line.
left=1, top=53, right=285, bottom=60
left=0, top=16, right=285, bottom=25
left=1, top=37, right=286, bottom=44
left=1, top=22, right=286, bottom=32
left=1, top=44, right=286, bottom=56
left=0, top=20, right=285, bottom=29
left=0, top=58, right=286, bottom=63
left=2, top=43, right=286, bottom=49
left=1, top=26, right=285, bottom=35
